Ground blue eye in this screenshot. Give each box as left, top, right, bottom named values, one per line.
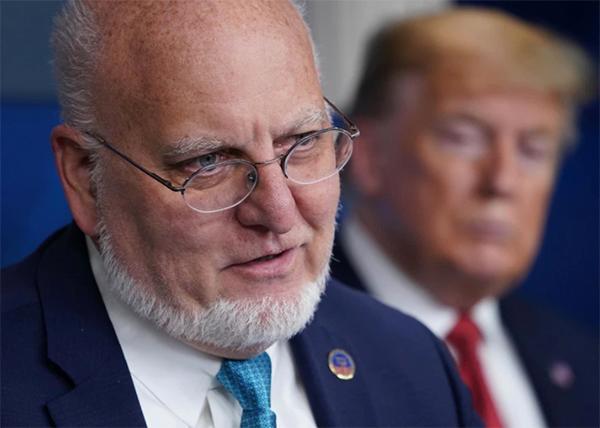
left=192, top=153, right=229, bottom=179
left=176, top=152, right=224, bottom=175
left=198, top=153, right=219, bottom=168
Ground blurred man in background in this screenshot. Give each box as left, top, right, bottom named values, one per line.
left=333, top=8, right=597, bottom=428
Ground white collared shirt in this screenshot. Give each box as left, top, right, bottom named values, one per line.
left=86, top=238, right=316, bottom=428
left=341, top=217, right=547, bottom=428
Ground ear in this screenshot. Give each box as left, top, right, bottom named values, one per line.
left=51, top=125, right=99, bottom=238
left=349, top=117, right=386, bottom=197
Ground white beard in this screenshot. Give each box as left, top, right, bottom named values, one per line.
left=96, top=219, right=329, bottom=353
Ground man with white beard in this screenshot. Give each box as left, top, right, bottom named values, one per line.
left=1, top=1, right=481, bottom=427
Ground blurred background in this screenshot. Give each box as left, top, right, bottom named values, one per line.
left=1, top=0, right=597, bottom=330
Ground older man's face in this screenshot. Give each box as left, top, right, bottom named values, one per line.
left=90, top=3, right=338, bottom=354
left=373, top=88, right=564, bottom=302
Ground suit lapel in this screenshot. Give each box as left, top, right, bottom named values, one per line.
left=499, top=295, right=576, bottom=427
left=290, top=290, right=379, bottom=427
left=37, top=225, right=146, bottom=427
left=46, top=371, right=146, bottom=427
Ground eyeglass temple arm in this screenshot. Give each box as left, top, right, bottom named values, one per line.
left=323, top=96, right=360, bottom=139
left=82, top=99, right=354, bottom=192
left=83, top=131, right=185, bottom=193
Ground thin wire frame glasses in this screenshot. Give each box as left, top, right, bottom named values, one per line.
left=84, top=97, right=360, bottom=213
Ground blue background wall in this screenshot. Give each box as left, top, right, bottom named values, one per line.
left=1, top=1, right=597, bottom=330
left=2, top=1, right=66, bottom=267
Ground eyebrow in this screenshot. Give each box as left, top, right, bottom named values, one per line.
left=162, top=136, right=226, bottom=163
left=280, top=108, right=330, bottom=136
left=433, top=112, right=494, bottom=136
left=437, top=112, right=559, bottom=139
left=161, top=107, right=330, bottom=162
left=436, top=112, right=489, bottom=128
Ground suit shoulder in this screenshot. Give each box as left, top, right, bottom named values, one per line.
left=2, top=251, right=43, bottom=313
left=320, top=279, right=435, bottom=341
left=501, top=294, right=597, bottom=351
left=1, top=227, right=68, bottom=313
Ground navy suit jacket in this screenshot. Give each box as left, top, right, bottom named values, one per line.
left=2, top=224, right=482, bottom=427
left=331, top=238, right=599, bottom=428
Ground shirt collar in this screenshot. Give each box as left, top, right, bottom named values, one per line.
left=86, top=237, right=223, bottom=426
left=86, top=237, right=286, bottom=426
left=342, top=216, right=502, bottom=341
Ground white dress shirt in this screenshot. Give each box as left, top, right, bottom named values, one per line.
left=86, top=238, right=316, bottom=428
left=341, top=217, right=547, bottom=428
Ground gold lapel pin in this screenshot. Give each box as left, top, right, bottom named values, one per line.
left=328, top=348, right=355, bottom=380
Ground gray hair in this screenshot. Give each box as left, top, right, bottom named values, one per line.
left=51, top=0, right=102, bottom=152
left=51, top=0, right=321, bottom=191
left=51, top=0, right=320, bottom=156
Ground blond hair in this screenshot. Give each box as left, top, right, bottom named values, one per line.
left=352, top=7, right=594, bottom=117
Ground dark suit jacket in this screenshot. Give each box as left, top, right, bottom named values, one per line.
left=2, top=224, right=482, bottom=427
left=331, top=238, right=599, bottom=428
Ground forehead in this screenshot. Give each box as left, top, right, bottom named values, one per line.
left=431, top=90, right=565, bottom=130
left=92, top=1, right=321, bottom=140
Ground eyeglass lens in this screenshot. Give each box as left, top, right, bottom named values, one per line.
left=182, top=129, right=353, bottom=213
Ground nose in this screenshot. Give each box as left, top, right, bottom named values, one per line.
left=479, top=137, right=519, bottom=199
left=235, top=161, right=297, bottom=234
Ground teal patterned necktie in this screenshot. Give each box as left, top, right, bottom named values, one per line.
left=216, top=352, right=277, bottom=428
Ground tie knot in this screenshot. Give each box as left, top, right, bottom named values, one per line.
left=217, top=352, right=277, bottom=428
left=446, top=313, right=482, bottom=350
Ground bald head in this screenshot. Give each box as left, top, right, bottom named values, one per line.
left=52, top=0, right=318, bottom=139
left=92, top=0, right=310, bottom=85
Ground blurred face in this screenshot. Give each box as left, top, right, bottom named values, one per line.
left=368, top=86, right=565, bottom=304
left=90, top=3, right=339, bottom=356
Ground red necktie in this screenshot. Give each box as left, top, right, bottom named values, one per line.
left=446, top=314, right=503, bottom=428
